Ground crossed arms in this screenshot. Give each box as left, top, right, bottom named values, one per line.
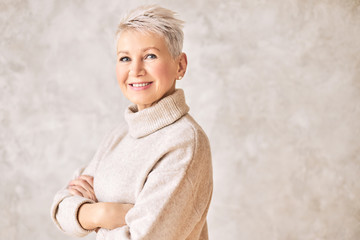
left=67, top=175, right=133, bottom=231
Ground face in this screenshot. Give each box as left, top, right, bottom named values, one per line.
left=116, top=30, right=187, bottom=111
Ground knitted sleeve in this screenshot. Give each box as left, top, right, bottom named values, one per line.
left=96, top=126, right=213, bottom=240
left=50, top=125, right=125, bottom=237
left=50, top=167, right=96, bottom=237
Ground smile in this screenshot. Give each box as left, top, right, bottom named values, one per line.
left=129, top=82, right=153, bottom=90
left=130, top=82, right=151, bottom=87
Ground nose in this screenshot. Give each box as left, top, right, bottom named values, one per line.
left=129, top=59, right=145, bottom=77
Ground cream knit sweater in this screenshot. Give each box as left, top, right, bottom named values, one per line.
left=51, top=89, right=213, bottom=240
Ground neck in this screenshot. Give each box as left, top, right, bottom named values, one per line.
left=136, top=86, right=176, bottom=111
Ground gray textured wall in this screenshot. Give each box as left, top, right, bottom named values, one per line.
left=1, top=0, right=360, bottom=239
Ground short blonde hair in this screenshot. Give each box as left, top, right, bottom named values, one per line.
left=116, top=5, right=184, bottom=58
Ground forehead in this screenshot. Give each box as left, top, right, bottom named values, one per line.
left=117, top=30, right=167, bottom=52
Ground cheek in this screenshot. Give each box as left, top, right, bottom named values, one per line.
left=115, top=64, right=127, bottom=84
left=151, top=62, right=176, bottom=80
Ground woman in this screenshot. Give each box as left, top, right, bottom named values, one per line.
left=51, top=5, right=213, bottom=240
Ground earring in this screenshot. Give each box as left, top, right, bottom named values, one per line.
left=177, top=76, right=183, bottom=80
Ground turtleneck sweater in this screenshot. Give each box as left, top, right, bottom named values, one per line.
left=50, top=89, right=213, bottom=240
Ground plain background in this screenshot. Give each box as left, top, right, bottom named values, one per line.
left=1, top=0, right=360, bottom=239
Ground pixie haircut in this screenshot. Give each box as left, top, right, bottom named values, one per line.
left=116, top=5, right=184, bottom=58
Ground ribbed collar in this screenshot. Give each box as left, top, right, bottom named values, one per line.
left=124, top=89, right=190, bottom=138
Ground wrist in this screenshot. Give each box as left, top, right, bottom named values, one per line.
left=94, top=202, right=107, bottom=227
left=97, top=202, right=132, bottom=229
left=78, top=203, right=102, bottom=230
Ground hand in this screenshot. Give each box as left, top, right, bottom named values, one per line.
left=97, top=202, right=134, bottom=230
left=68, top=175, right=97, bottom=202
left=78, top=202, right=134, bottom=231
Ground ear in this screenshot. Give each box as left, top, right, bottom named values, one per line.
left=176, top=53, right=188, bottom=80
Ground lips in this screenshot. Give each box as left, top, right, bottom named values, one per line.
left=130, top=82, right=152, bottom=87
left=128, top=82, right=153, bottom=90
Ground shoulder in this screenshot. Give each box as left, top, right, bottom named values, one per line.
left=181, top=114, right=211, bottom=161
left=160, top=113, right=211, bottom=154
left=150, top=113, right=211, bottom=172
left=99, top=123, right=128, bottom=149
left=178, top=114, right=210, bottom=145
left=173, top=115, right=213, bottom=197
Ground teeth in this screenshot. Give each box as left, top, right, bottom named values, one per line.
left=132, top=82, right=150, bottom=87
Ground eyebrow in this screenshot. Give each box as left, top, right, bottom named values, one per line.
left=117, top=47, right=160, bottom=55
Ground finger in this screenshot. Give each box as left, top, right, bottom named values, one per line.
left=72, top=185, right=97, bottom=202
left=79, top=176, right=98, bottom=202
left=68, top=179, right=78, bottom=187
left=68, top=179, right=84, bottom=187
left=70, top=185, right=96, bottom=200
left=79, top=175, right=94, bottom=188
left=68, top=187, right=83, bottom=197
left=70, top=179, right=95, bottom=195
left=68, top=178, right=97, bottom=201
left=77, top=178, right=95, bottom=194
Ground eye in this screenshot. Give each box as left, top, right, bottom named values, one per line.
left=119, top=56, right=131, bottom=62
left=145, top=54, right=157, bottom=60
